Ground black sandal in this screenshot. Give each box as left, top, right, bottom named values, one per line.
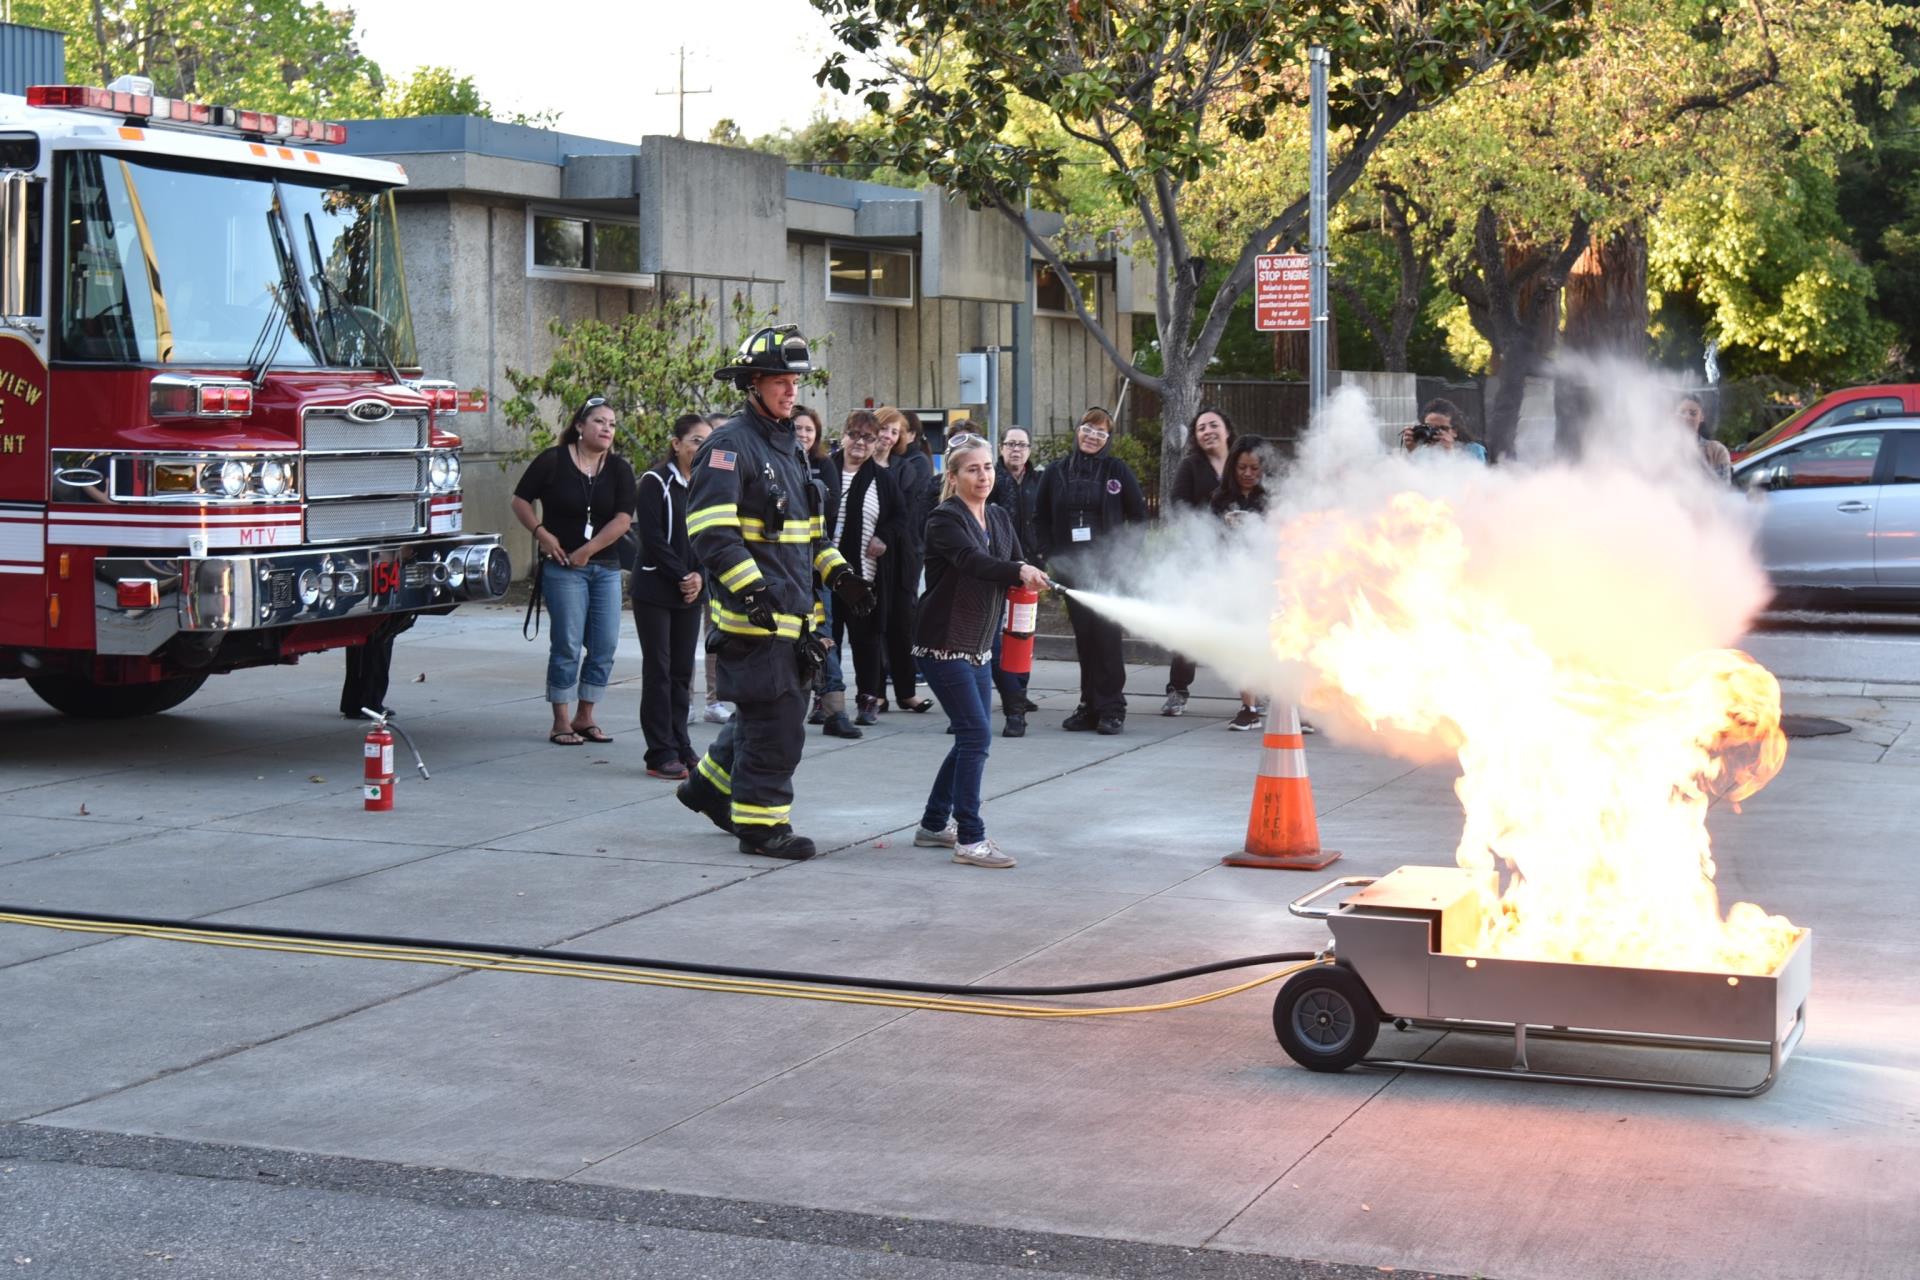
left=549, top=730, right=585, bottom=746
left=573, top=725, right=613, bottom=744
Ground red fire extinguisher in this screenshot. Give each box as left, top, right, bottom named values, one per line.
left=363, top=717, right=396, bottom=811
left=1001, top=584, right=1040, bottom=675
left=355, top=708, right=429, bottom=812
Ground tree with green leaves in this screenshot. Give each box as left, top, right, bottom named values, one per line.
left=810, top=0, right=1591, bottom=487
left=1373, top=0, right=1906, bottom=455
left=15, top=0, right=386, bottom=117
left=503, top=295, right=827, bottom=464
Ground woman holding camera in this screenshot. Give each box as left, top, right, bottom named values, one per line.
left=511, top=396, right=637, bottom=746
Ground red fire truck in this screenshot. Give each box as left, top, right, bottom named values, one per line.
left=0, top=79, right=508, bottom=717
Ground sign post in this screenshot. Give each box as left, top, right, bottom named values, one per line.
left=1308, top=45, right=1329, bottom=418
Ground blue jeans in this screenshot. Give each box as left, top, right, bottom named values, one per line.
left=541, top=561, right=621, bottom=704
left=919, top=657, right=994, bottom=844
left=820, top=592, right=845, bottom=694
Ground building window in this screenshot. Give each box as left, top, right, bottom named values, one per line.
left=1035, top=264, right=1099, bottom=318
left=828, top=243, right=913, bottom=305
left=530, top=211, right=646, bottom=281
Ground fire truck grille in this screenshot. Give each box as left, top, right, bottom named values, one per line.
left=304, top=455, right=426, bottom=499
left=304, top=411, right=428, bottom=453
left=306, top=497, right=424, bottom=543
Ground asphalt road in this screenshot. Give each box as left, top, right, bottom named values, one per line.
left=1746, top=613, right=1920, bottom=686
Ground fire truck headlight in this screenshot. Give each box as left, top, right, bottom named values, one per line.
left=217, top=459, right=249, bottom=498
left=429, top=452, right=452, bottom=491
left=445, top=453, right=461, bottom=491
left=298, top=568, right=321, bottom=606
left=259, top=458, right=292, bottom=497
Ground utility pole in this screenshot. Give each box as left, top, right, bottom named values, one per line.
left=1308, top=44, right=1329, bottom=418
left=655, top=47, right=711, bottom=140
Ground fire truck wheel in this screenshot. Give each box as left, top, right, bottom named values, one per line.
left=25, top=672, right=208, bottom=718
left=1273, top=965, right=1379, bottom=1072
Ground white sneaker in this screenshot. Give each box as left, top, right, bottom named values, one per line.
left=953, top=838, right=1015, bottom=868
left=686, top=704, right=700, bottom=725
left=703, top=701, right=735, bottom=724
left=913, top=820, right=958, bottom=848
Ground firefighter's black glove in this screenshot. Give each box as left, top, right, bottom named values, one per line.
left=738, top=587, right=777, bottom=633
left=828, top=566, right=876, bottom=618
left=795, top=632, right=830, bottom=680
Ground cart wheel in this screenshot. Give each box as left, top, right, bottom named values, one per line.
left=1273, top=966, right=1379, bottom=1072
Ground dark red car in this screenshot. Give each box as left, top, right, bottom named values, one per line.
left=1732, top=384, right=1920, bottom=462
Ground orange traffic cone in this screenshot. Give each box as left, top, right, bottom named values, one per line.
left=1223, top=702, right=1341, bottom=870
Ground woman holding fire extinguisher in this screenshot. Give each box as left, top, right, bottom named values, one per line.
left=909, top=433, right=1050, bottom=869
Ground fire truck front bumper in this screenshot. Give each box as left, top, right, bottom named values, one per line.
left=93, top=535, right=512, bottom=656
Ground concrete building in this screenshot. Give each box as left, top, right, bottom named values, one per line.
left=338, top=120, right=1149, bottom=564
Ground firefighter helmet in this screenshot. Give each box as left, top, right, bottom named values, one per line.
left=715, top=324, right=815, bottom=389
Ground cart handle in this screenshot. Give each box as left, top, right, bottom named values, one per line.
left=1288, top=876, right=1376, bottom=919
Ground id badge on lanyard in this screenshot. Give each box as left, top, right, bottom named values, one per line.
left=1071, top=514, right=1092, bottom=544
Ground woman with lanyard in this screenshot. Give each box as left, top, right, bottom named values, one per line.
left=873, top=406, right=937, bottom=713
left=630, top=413, right=711, bottom=778
left=510, top=396, right=637, bottom=745
left=1161, top=406, right=1233, bottom=716
left=829, top=410, right=904, bottom=728
left=1034, top=407, right=1147, bottom=735
left=910, top=433, right=1050, bottom=868
left=987, top=425, right=1044, bottom=735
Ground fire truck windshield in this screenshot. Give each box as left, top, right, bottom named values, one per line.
left=56, top=151, right=418, bottom=370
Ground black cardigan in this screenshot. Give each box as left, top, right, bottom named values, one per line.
left=630, top=460, right=697, bottom=609
left=1169, top=452, right=1224, bottom=511
left=989, top=463, right=1045, bottom=563
left=1032, top=446, right=1147, bottom=564
left=914, top=499, right=1024, bottom=659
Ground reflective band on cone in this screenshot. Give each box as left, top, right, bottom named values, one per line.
left=1223, top=702, right=1340, bottom=871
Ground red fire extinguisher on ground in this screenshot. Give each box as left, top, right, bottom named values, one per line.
left=355, top=708, right=429, bottom=812
left=1001, top=585, right=1040, bottom=675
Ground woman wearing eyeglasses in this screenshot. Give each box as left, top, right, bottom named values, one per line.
left=987, top=425, right=1045, bottom=735
left=912, top=433, right=1051, bottom=868
left=874, top=406, right=937, bottom=713
left=510, top=396, right=637, bottom=746
left=1033, top=407, right=1147, bottom=734
left=828, top=410, right=905, bottom=728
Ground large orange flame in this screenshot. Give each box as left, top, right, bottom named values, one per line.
left=1271, top=492, right=1799, bottom=975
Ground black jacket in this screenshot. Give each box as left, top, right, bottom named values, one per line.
left=687, top=403, right=845, bottom=643
left=989, top=463, right=1044, bottom=562
left=1169, top=452, right=1224, bottom=512
left=631, top=460, right=699, bottom=610
left=1033, top=446, right=1147, bottom=565
left=886, top=449, right=936, bottom=595
left=914, top=499, right=1025, bottom=659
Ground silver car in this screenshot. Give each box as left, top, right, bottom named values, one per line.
left=1732, top=417, right=1920, bottom=608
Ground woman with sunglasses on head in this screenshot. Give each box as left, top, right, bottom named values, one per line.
left=1161, top=406, right=1235, bottom=717
left=873, top=406, right=937, bottom=713
left=511, top=396, right=637, bottom=746
left=912, top=433, right=1051, bottom=868
left=828, top=410, right=905, bottom=729
left=630, top=412, right=711, bottom=778
left=1034, top=407, right=1148, bottom=735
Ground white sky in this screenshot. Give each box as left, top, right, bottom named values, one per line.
left=346, top=0, right=866, bottom=143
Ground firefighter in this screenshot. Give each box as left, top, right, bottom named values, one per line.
left=676, top=326, right=876, bottom=860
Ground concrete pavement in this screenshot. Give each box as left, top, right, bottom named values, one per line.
left=2, top=603, right=1916, bottom=1279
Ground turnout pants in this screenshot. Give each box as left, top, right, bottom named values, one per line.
left=693, top=635, right=808, bottom=830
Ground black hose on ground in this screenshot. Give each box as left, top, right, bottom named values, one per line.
left=0, top=903, right=1319, bottom=997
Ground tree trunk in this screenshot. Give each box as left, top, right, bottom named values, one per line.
left=1158, top=359, right=1202, bottom=508
left=1562, top=225, right=1649, bottom=359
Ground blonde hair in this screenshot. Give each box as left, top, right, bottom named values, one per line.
left=873, top=406, right=914, bottom=457
left=939, top=438, right=993, bottom=503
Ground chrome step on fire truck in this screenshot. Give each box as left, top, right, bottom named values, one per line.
left=0, top=78, right=508, bottom=717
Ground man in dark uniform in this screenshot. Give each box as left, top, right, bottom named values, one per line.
left=676, top=326, right=875, bottom=860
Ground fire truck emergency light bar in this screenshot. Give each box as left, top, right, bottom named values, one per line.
left=25, top=84, right=348, bottom=146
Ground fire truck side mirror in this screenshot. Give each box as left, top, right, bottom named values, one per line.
left=0, top=170, right=34, bottom=325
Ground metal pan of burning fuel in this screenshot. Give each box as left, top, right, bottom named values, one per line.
left=1275, top=866, right=1810, bottom=1097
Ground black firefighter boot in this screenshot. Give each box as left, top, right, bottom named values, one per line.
left=676, top=771, right=734, bottom=835
left=738, top=823, right=817, bottom=861
left=821, top=690, right=862, bottom=739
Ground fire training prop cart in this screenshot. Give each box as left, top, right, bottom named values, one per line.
left=1276, top=866, right=1811, bottom=1097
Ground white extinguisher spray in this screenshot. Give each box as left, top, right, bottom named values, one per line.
left=1000, top=585, right=1040, bottom=675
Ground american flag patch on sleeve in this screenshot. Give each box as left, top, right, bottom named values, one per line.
left=709, top=450, right=736, bottom=471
